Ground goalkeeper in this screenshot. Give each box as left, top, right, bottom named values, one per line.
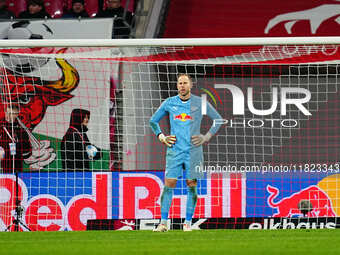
left=150, top=73, right=222, bottom=232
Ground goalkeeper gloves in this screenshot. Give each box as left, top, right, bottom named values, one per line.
left=158, top=133, right=176, bottom=147
left=191, top=132, right=212, bottom=146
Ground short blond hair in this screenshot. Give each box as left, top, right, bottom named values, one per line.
left=177, top=73, right=193, bottom=83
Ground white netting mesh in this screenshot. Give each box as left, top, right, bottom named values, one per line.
left=0, top=42, right=339, bottom=231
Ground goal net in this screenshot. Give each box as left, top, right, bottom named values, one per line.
left=0, top=38, right=340, bottom=231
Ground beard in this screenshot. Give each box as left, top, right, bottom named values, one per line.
left=179, top=90, right=189, bottom=97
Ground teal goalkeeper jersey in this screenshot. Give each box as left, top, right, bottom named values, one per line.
left=149, top=94, right=222, bottom=158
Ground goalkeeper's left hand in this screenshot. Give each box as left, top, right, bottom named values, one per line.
left=191, top=132, right=212, bottom=146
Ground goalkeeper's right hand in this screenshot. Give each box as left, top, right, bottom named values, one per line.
left=158, top=133, right=176, bottom=147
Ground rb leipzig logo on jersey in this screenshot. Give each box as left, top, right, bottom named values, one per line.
left=174, top=113, right=193, bottom=122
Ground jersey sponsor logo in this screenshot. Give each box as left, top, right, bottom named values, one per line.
left=174, top=113, right=193, bottom=122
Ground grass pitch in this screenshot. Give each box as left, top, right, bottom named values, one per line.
left=0, top=229, right=339, bottom=255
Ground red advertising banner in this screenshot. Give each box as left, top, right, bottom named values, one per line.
left=164, top=0, right=340, bottom=37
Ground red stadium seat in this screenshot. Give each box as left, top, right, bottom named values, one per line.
left=103, top=0, right=135, bottom=12
left=7, top=0, right=27, bottom=18
left=85, top=0, right=98, bottom=17
left=44, top=0, right=64, bottom=18
left=65, top=0, right=72, bottom=9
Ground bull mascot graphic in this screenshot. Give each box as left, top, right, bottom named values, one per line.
left=265, top=2, right=340, bottom=34
left=0, top=48, right=79, bottom=170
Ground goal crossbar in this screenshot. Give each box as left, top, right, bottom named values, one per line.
left=0, top=37, right=340, bottom=47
